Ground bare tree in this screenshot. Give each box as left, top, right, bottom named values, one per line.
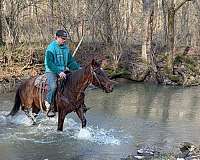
left=0, top=0, right=199, bottom=64
left=3, top=0, right=30, bottom=47
left=48, top=0, right=54, bottom=36
left=0, top=0, right=3, bottom=45
left=180, top=3, right=190, bottom=46
left=103, top=0, right=112, bottom=44
left=141, top=0, right=154, bottom=61
left=192, top=0, right=200, bottom=47
left=162, top=0, right=168, bottom=45
left=166, top=0, right=193, bottom=71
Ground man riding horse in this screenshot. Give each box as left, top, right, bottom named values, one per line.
left=8, top=30, right=114, bottom=131
left=44, top=30, right=80, bottom=117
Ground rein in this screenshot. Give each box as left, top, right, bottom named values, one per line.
left=91, top=67, right=104, bottom=90
left=92, top=68, right=100, bottom=83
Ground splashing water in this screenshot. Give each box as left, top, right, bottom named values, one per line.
left=7, top=111, right=33, bottom=126
left=0, top=111, right=123, bottom=145
left=0, top=112, right=7, bottom=124
left=77, top=128, right=92, bottom=139
left=84, top=126, right=121, bottom=145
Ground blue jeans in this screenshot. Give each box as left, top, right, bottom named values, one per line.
left=46, top=72, right=57, bottom=104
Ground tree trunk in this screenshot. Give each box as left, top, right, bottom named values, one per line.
left=162, top=0, right=168, bottom=45
left=104, top=0, right=112, bottom=44
left=149, top=7, right=157, bottom=72
left=193, top=0, right=200, bottom=47
left=181, top=3, right=189, bottom=46
left=49, top=0, right=54, bottom=36
left=0, top=0, right=3, bottom=45
left=167, top=0, right=192, bottom=71
left=141, top=0, right=153, bottom=62
left=167, top=1, right=175, bottom=71
left=141, top=16, right=149, bottom=61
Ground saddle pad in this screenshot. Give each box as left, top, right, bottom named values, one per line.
left=34, top=74, right=47, bottom=88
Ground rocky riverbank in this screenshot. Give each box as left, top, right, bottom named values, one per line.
left=115, top=46, right=200, bottom=86
left=122, top=142, right=200, bottom=160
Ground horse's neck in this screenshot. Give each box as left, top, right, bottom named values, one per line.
left=64, top=66, right=92, bottom=98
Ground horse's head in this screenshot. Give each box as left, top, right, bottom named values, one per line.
left=91, top=59, right=113, bottom=93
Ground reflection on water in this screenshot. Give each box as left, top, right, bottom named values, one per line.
left=0, top=83, right=200, bottom=159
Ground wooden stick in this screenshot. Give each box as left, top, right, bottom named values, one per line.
left=72, top=36, right=84, bottom=57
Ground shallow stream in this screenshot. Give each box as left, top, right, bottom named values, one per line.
left=0, top=82, right=200, bottom=160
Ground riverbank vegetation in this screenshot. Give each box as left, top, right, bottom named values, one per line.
left=0, top=0, right=200, bottom=93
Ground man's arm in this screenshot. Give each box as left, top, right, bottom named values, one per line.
left=46, top=51, right=60, bottom=74
left=67, top=52, right=80, bottom=70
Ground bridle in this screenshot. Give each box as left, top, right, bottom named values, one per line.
left=90, top=66, right=105, bottom=91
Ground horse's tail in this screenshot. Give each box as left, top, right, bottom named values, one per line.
left=7, top=88, right=21, bottom=116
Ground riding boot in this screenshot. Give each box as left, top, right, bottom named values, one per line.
left=47, top=104, right=56, bottom=117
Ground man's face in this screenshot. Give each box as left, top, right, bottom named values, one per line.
left=56, top=36, right=67, bottom=45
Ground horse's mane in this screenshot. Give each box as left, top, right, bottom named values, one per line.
left=60, top=65, right=91, bottom=93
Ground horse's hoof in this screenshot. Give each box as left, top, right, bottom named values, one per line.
left=32, top=121, right=37, bottom=125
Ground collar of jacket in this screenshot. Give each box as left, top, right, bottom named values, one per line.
left=54, top=40, right=67, bottom=49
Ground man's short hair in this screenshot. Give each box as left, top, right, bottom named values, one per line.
left=56, top=30, right=69, bottom=37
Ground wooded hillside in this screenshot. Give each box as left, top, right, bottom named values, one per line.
left=0, top=0, right=200, bottom=88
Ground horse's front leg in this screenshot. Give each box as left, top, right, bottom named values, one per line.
left=57, top=108, right=66, bottom=131
left=23, top=107, right=37, bottom=125
left=32, top=105, right=40, bottom=118
left=57, top=95, right=70, bottom=131
left=75, top=106, right=87, bottom=128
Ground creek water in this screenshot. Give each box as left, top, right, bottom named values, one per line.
left=0, top=82, right=200, bottom=160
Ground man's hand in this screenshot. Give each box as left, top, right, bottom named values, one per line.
left=59, top=72, right=66, bottom=79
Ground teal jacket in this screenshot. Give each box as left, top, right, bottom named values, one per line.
left=44, top=40, right=80, bottom=74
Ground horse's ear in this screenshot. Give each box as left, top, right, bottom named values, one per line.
left=91, top=59, right=99, bottom=68
left=91, top=59, right=96, bottom=66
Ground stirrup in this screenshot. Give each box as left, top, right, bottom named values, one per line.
left=47, top=109, right=56, bottom=117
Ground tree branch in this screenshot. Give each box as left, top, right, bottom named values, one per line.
left=174, top=0, right=193, bottom=13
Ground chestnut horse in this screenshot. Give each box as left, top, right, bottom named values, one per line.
left=8, top=59, right=113, bottom=131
